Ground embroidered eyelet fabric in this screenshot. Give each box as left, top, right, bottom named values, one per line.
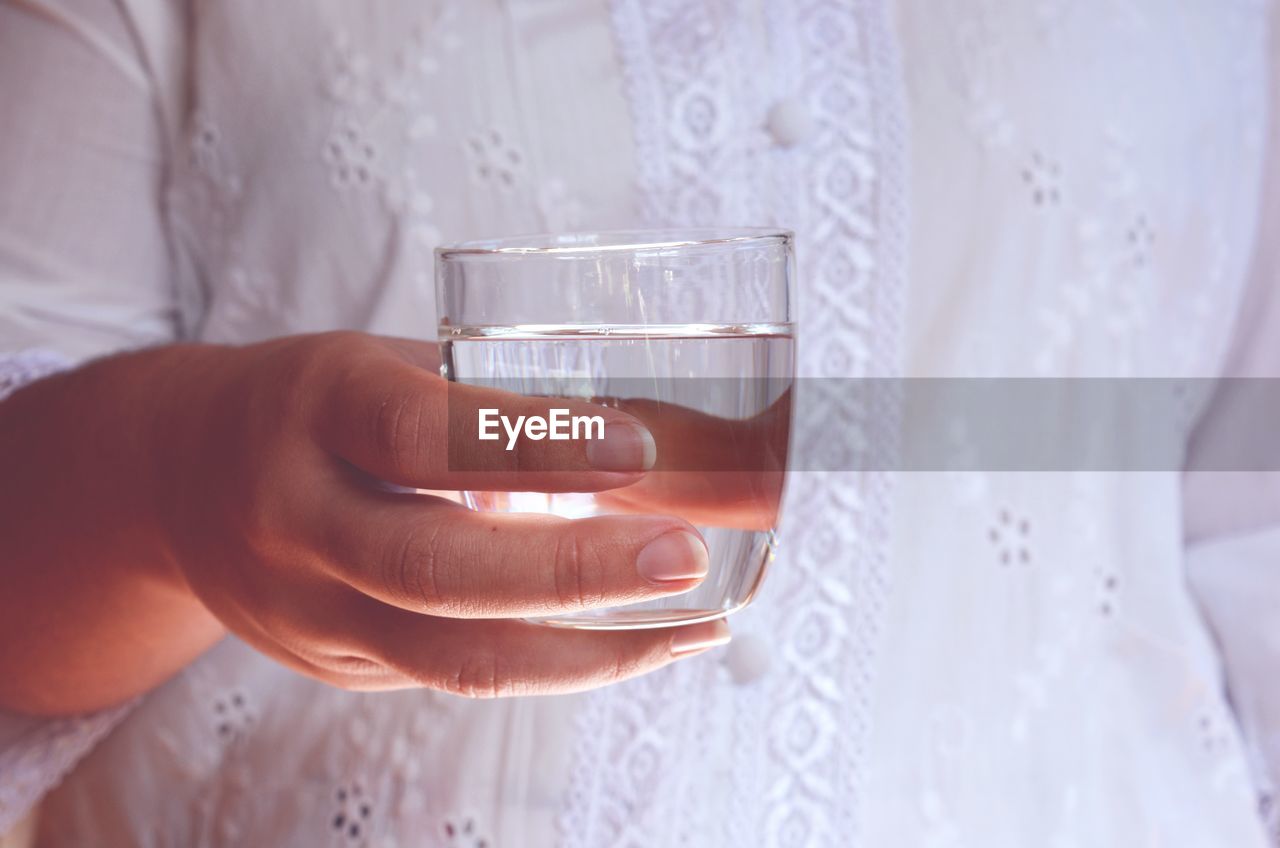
left=558, top=1, right=907, bottom=845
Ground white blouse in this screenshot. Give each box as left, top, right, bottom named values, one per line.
left=1, top=0, right=1278, bottom=846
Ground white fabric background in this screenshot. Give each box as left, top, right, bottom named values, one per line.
left=0, top=0, right=1277, bottom=845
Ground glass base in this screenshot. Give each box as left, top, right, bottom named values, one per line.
left=526, top=601, right=747, bottom=631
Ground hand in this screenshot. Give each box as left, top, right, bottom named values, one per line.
left=593, top=393, right=791, bottom=531
left=148, top=332, right=728, bottom=698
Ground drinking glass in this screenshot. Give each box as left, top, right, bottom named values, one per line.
left=435, top=229, right=795, bottom=629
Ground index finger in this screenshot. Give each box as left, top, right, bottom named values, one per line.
left=315, top=350, right=656, bottom=492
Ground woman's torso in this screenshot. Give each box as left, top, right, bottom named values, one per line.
left=44, top=1, right=1274, bottom=845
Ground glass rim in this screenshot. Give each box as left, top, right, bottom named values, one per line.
left=436, top=227, right=793, bottom=258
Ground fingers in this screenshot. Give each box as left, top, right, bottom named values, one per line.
left=594, top=471, right=784, bottom=531
left=314, top=347, right=656, bottom=491
left=314, top=488, right=711, bottom=618
left=587, top=395, right=791, bottom=530
left=616, top=393, right=791, bottom=474
left=355, top=603, right=733, bottom=697
left=232, top=568, right=730, bottom=697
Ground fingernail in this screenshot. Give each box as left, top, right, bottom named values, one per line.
left=636, top=530, right=710, bottom=584
left=586, top=422, right=656, bottom=472
left=670, top=619, right=731, bottom=656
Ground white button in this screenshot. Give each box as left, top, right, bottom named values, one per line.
left=765, top=98, right=815, bottom=148
left=724, top=633, right=772, bottom=684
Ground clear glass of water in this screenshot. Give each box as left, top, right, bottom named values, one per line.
left=435, top=229, right=795, bottom=629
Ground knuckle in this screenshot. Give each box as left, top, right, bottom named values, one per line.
left=291, top=331, right=439, bottom=475
left=373, top=391, right=428, bottom=474
left=446, top=651, right=506, bottom=699
left=390, top=521, right=449, bottom=611
left=373, top=394, right=419, bottom=471
left=323, top=652, right=384, bottom=676
left=605, top=650, right=632, bottom=687
left=320, top=654, right=390, bottom=691
left=594, top=642, right=653, bottom=690
left=550, top=529, right=606, bottom=611
left=271, top=334, right=353, bottom=412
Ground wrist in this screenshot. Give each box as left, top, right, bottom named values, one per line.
left=126, top=343, right=242, bottom=591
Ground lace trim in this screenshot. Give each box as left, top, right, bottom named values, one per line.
left=558, top=1, right=909, bottom=844
left=0, top=350, right=140, bottom=833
